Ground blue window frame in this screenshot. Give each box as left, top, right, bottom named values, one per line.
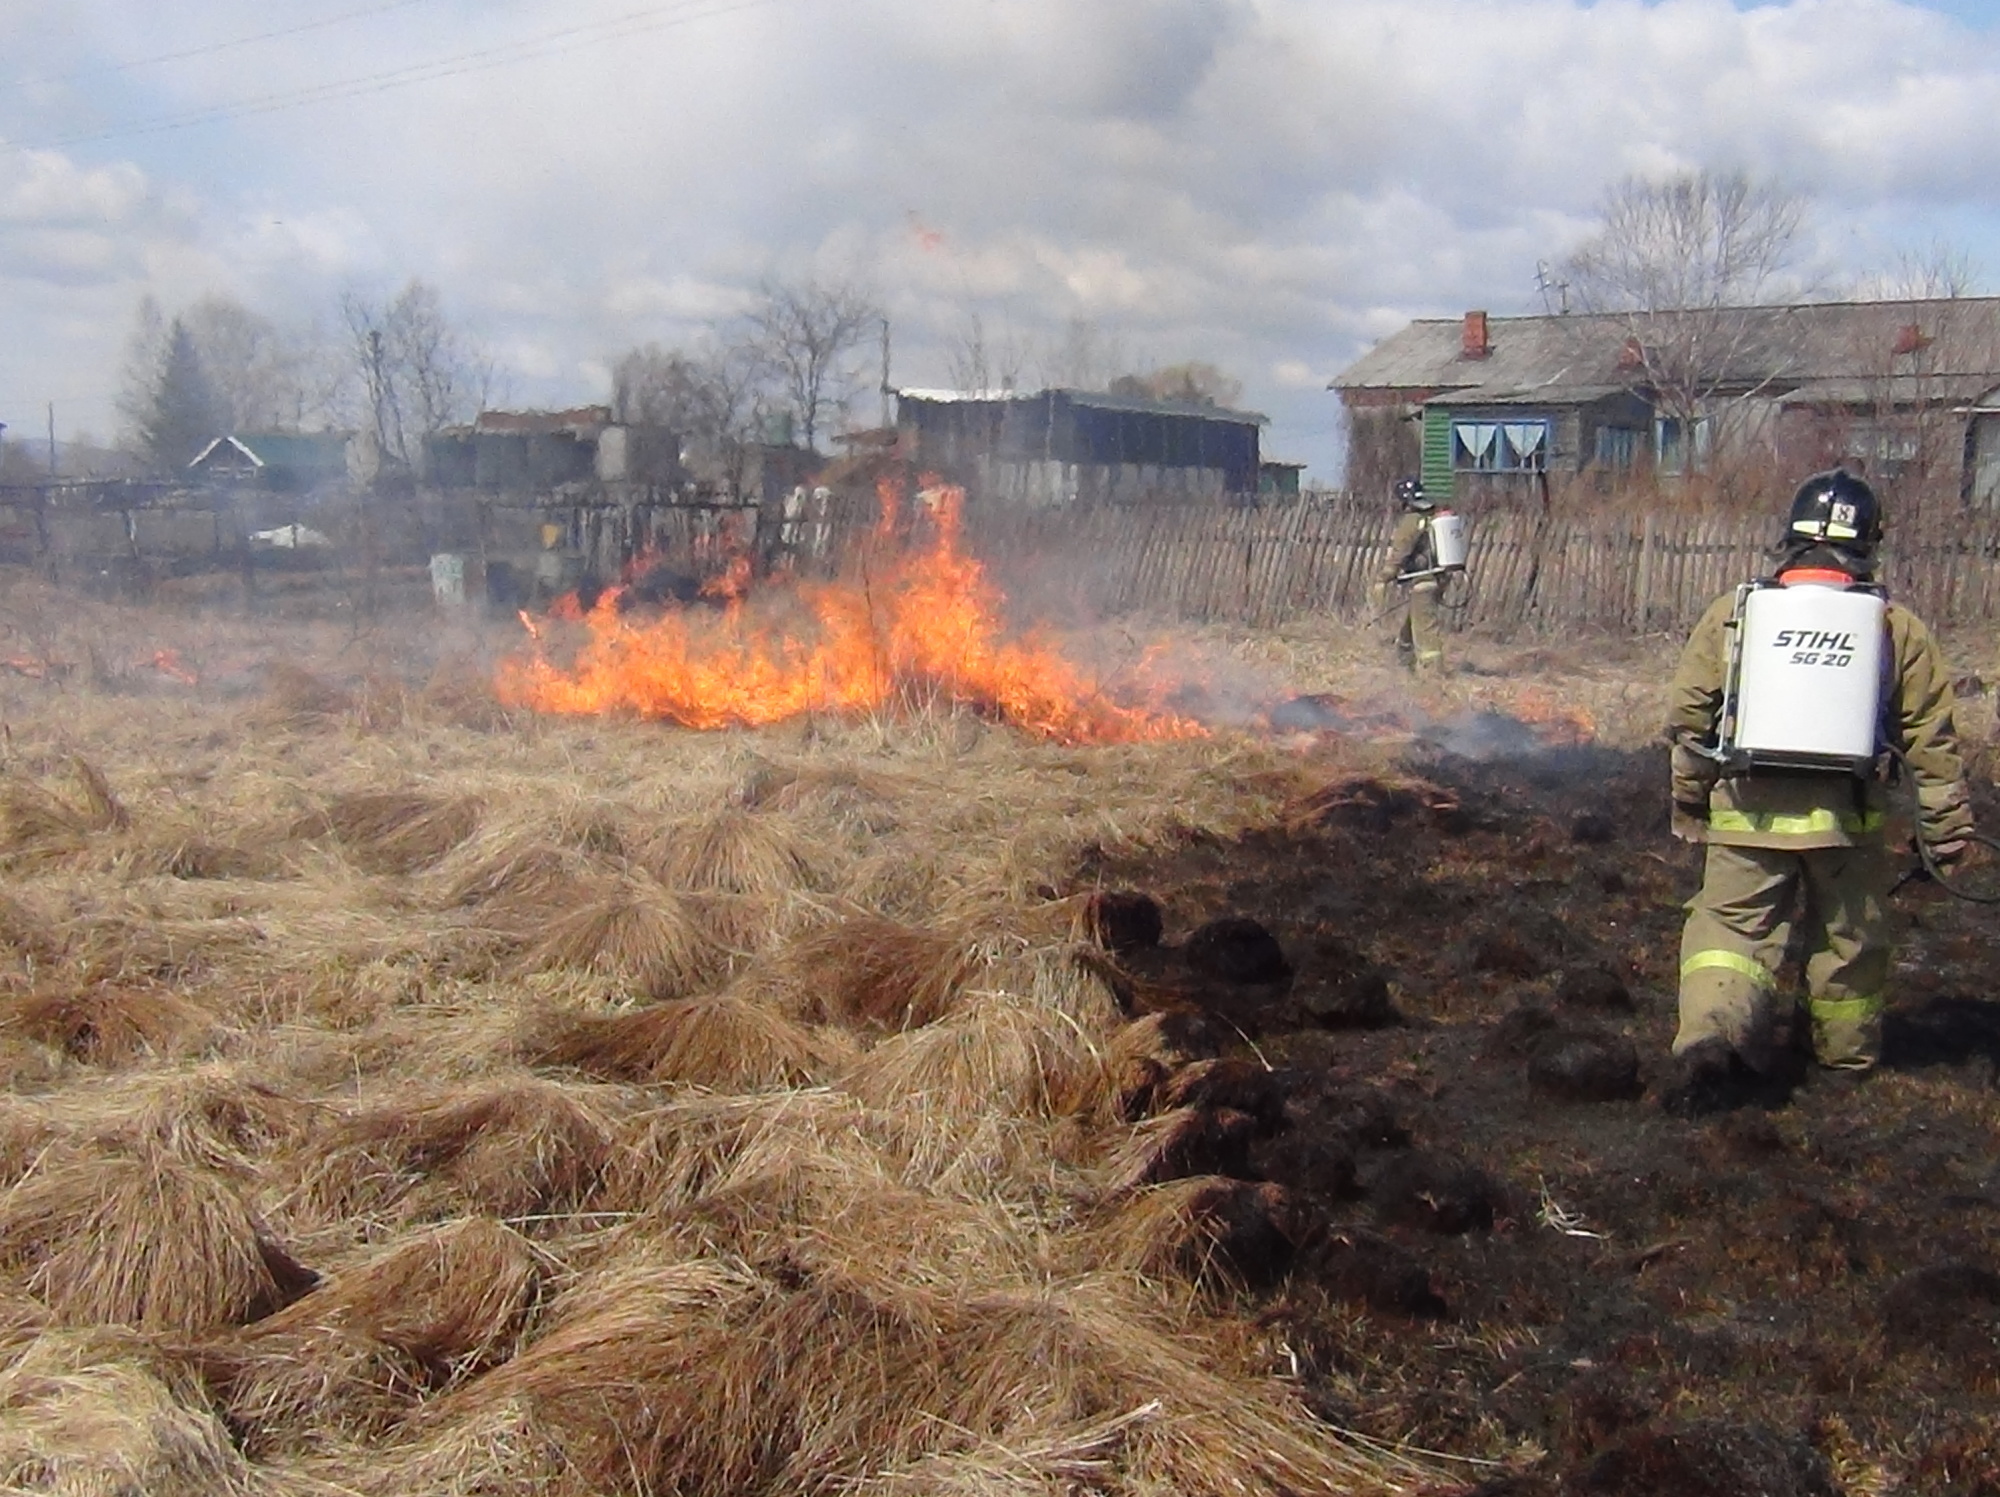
left=1451, top=419, right=1549, bottom=472
left=1594, top=426, right=1640, bottom=469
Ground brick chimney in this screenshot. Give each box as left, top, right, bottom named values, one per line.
left=1461, top=310, right=1491, bottom=360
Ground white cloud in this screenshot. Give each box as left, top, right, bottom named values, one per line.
left=6, top=0, right=2000, bottom=473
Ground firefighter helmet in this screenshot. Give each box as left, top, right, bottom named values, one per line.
left=1394, top=476, right=1434, bottom=511
left=1783, top=469, right=1882, bottom=557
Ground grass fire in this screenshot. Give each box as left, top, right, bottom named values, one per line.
left=0, top=554, right=1995, bottom=1497
left=498, top=478, right=1206, bottom=744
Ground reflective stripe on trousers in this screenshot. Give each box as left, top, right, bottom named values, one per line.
left=1706, top=807, right=1885, bottom=837
left=1681, top=949, right=1775, bottom=990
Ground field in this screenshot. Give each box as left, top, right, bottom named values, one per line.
left=0, top=565, right=1997, bottom=1496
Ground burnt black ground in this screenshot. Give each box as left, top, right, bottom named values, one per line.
left=1083, top=741, right=2000, bottom=1493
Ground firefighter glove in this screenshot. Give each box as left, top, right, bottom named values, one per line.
left=1918, top=780, right=1976, bottom=851
left=1668, top=737, right=1719, bottom=813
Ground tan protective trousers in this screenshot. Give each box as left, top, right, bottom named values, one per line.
left=1674, top=840, right=1891, bottom=1069
left=1395, top=583, right=1444, bottom=674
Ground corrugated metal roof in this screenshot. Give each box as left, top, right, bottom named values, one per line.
left=898, top=386, right=1267, bottom=426
left=1335, top=298, right=2000, bottom=403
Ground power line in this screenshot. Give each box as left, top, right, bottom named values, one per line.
left=34, top=0, right=796, bottom=148
left=13, top=0, right=440, bottom=87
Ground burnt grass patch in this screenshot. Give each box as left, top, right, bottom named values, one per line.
left=1085, top=742, right=2000, bottom=1491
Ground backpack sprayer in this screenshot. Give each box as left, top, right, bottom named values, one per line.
left=1395, top=510, right=1468, bottom=584
left=1391, top=510, right=1475, bottom=617
left=1708, top=575, right=2000, bottom=902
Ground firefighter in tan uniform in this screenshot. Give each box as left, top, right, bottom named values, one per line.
left=1374, top=477, right=1446, bottom=675
left=1665, top=471, right=1973, bottom=1098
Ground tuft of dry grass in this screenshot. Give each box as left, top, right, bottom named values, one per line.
left=7, top=980, right=201, bottom=1061
left=291, top=790, right=483, bottom=876
left=0, top=887, right=62, bottom=965
left=840, top=994, right=1111, bottom=1123
left=0, top=786, right=90, bottom=863
left=118, top=828, right=281, bottom=881
left=280, top=1075, right=628, bottom=1228
left=0, top=983, right=219, bottom=1066
left=513, top=874, right=728, bottom=1000
left=254, top=662, right=354, bottom=728
left=1073, top=1176, right=1301, bottom=1289
left=0, top=1331, right=263, bottom=1497
left=443, top=836, right=589, bottom=911
left=0, top=758, right=130, bottom=861
left=523, top=992, right=851, bottom=1091
left=0, top=1148, right=315, bottom=1332
left=764, top=916, right=982, bottom=1030
left=121, top=1070, right=320, bottom=1177
left=202, top=1218, right=547, bottom=1453
left=360, top=1266, right=1429, bottom=1497
left=644, top=805, right=829, bottom=896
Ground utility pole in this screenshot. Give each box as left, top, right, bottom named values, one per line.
left=47, top=403, right=56, bottom=478
left=879, top=317, right=892, bottom=430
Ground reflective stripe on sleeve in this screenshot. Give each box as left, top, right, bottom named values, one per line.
left=1706, top=807, right=1885, bottom=837
left=1680, top=950, right=1776, bottom=989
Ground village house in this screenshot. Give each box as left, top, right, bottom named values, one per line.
left=187, top=431, right=359, bottom=492
left=1333, top=298, right=2000, bottom=508
left=894, top=386, right=1267, bottom=503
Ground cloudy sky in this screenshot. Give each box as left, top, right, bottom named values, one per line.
left=5, top=0, right=2000, bottom=479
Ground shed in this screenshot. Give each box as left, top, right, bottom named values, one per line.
left=896, top=387, right=1266, bottom=503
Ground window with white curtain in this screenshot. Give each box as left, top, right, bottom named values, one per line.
left=1451, top=418, right=1549, bottom=472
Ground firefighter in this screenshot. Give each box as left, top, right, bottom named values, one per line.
left=1663, top=469, right=1974, bottom=1105
left=1374, top=476, right=1446, bottom=675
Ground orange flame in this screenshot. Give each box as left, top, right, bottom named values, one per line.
left=497, top=480, right=1204, bottom=744
left=1503, top=685, right=1596, bottom=746
left=146, top=648, right=198, bottom=685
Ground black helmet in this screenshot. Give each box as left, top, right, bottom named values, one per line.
left=1782, top=469, right=1881, bottom=557
left=1394, top=476, right=1433, bottom=511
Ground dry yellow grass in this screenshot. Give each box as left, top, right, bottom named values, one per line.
left=0, top=580, right=1487, bottom=1496
left=523, top=990, right=854, bottom=1090
left=0, top=1147, right=311, bottom=1332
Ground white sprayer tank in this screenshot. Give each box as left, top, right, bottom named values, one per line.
left=1730, top=582, right=1887, bottom=769
left=1428, top=511, right=1468, bottom=572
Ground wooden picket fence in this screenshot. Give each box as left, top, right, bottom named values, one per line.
left=954, top=498, right=2000, bottom=636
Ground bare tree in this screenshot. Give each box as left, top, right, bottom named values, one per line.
left=1858, top=241, right=1982, bottom=302
left=1562, top=169, right=1810, bottom=470
left=117, top=295, right=338, bottom=444
left=741, top=279, right=881, bottom=452
left=185, top=296, right=331, bottom=432
left=611, top=340, right=767, bottom=495
left=114, top=296, right=170, bottom=453
left=943, top=312, right=1025, bottom=393
left=1034, top=317, right=1128, bottom=391
left=1844, top=244, right=1995, bottom=511
left=1109, top=361, right=1244, bottom=408
left=340, top=279, right=496, bottom=472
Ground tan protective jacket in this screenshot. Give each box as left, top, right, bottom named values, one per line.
left=1379, top=513, right=1439, bottom=591
left=1667, top=583, right=1972, bottom=850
